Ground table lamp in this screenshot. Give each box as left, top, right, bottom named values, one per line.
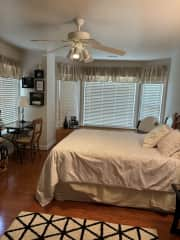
left=19, top=96, right=28, bottom=123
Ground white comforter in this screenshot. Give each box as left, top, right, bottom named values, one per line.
left=36, top=129, right=178, bottom=206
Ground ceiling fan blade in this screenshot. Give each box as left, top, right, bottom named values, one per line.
left=90, top=39, right=126, bottom=56
left=31, top=40, right=62, bottom=42
left=46, top=45, right=69, bottom=54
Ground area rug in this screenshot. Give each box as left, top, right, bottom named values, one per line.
left=1, top=211, right=159, bottom=239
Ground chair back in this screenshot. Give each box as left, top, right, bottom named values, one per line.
left=172, top=113, right=180, bottom=129
left=0, top=145, right=8, bottom=171
left=31, top=118, right=43, bottom=145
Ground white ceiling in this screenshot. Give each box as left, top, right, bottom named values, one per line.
left=1, top=0, right=180, bottom=60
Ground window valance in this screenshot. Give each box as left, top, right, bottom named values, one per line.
left=57, top=61, right=169, bottom=84
left=81, top=66, right=141, bottom=82
left=141, top=65, right=169, bottom=84
left=0, top=55, right=22, bottom=79
left=57, top=63, right=82, bottom=81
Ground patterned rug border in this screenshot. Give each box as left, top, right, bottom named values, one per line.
left=1, top=211, right=159, bottom=240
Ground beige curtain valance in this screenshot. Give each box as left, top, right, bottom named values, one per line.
left=81, top=66, right=141, bottom=82
left=0, top=55, right=22, bottom=79
left=57, top=62, right=169, bottom=84
left=57, top=63, right=82, bottom=81
left=141, top=65, right=168, bottom=84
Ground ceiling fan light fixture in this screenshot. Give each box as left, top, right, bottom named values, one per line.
left=84, top=56, right=93, bottom=63
left=31, top=17, right=126, bottom=62
left=82, top=48, right=93, bottom=63
left=82, top=48, right=89, bottom=59
left=72, top=46, right=80, bottom=59
left=73, top=53, right=80, bottom=59
left=66, top=48, right=74, bottom=60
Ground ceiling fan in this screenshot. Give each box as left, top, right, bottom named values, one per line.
left=31, top=18, right=126, bottom=63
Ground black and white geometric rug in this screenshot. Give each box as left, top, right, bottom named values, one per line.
left=1, top=211, right=159, bottom=239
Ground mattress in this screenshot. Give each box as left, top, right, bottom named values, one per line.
left=36, top=129, right=180, bottom=209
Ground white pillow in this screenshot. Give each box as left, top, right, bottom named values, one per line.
left=158, top=129, right=180, bottom=157
left=143, top=124, right=170, bottom=148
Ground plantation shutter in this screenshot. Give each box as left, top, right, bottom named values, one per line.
left=83, top=81, right=137, bottom=128
left=0, top=77, right=19, bottom=124
left=139, top=83, right=164, bottom=121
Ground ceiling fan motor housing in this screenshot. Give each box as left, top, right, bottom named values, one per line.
left=68, top=31, right=90, bottom=41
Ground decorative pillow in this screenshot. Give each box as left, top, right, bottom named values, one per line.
left=143, top=124, right=171, bottom=148
left=138, top=117, right=159, bottom=133
left=157, top=129, right=180, bottom=157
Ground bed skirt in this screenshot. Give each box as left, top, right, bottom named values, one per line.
left=54, top=182, right=175, bottom=212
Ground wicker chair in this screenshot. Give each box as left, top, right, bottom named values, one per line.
left=15, top=118, right=43, bottom=162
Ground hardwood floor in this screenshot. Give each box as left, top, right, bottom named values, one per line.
left=0, top=150, right=179, bottom=239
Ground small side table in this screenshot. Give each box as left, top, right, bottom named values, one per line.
left=170, top=184, right=180, bottom=235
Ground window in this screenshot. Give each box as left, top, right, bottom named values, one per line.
left=82, top=81, right=165, bottom=128
left=57, top=80, right=80, bottom=127
left=83, top=82, right=137, bottom=128
left=139, top=83, right=164, bottom=122
left=0, top=77, right=19, bottom=124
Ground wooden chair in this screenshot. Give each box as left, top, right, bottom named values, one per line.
left=172, top=113, right=180, bottom=129
left=15, top=118, right=43, bottom=162
left=0, top=144, right=8, bottom=172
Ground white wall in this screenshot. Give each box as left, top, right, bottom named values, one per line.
left=165, top=53, right=180, bottom=117
left=46, top=53, right=56, bottom=149
left=0, top=39, right=23, bottom=61
left=22, top=50, right=56, bottom=150
left=21, top=50, right=48, bottom=149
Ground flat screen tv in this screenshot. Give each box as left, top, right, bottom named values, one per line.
left=22, top=77, right=34, bottom=88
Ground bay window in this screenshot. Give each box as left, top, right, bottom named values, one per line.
left=57, top=63, right=168, bottom=129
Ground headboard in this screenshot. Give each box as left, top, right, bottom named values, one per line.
left=172, top=113, right=180, bottom=130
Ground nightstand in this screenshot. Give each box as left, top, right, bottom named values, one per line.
left=56, top=128, right=74, bottom=143
left=170, top=184, right=180, bottom=235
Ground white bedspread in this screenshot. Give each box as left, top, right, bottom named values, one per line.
left=36, top=129, right=178, bottom=206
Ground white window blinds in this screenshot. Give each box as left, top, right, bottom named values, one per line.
left=83, top=82, right=137, bottom=128
left=0, top=77, right=19, bottom=124
left=139, top=83, right=164, bottom=122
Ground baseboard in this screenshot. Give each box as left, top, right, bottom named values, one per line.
left=40, top=139, right=56, bottom=150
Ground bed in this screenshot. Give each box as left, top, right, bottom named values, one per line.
left=36, top=126, right=180, bottom=212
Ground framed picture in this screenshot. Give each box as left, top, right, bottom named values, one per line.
left=30, top=92, right=44, bottom=106
left=22, top=77, right=34, bottom=88
left=35, top=80, right=44, bottom=91
left=34, top=69, right=44, bottom=79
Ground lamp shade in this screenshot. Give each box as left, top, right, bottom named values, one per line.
left=18, top=96, right=28, bottom=107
